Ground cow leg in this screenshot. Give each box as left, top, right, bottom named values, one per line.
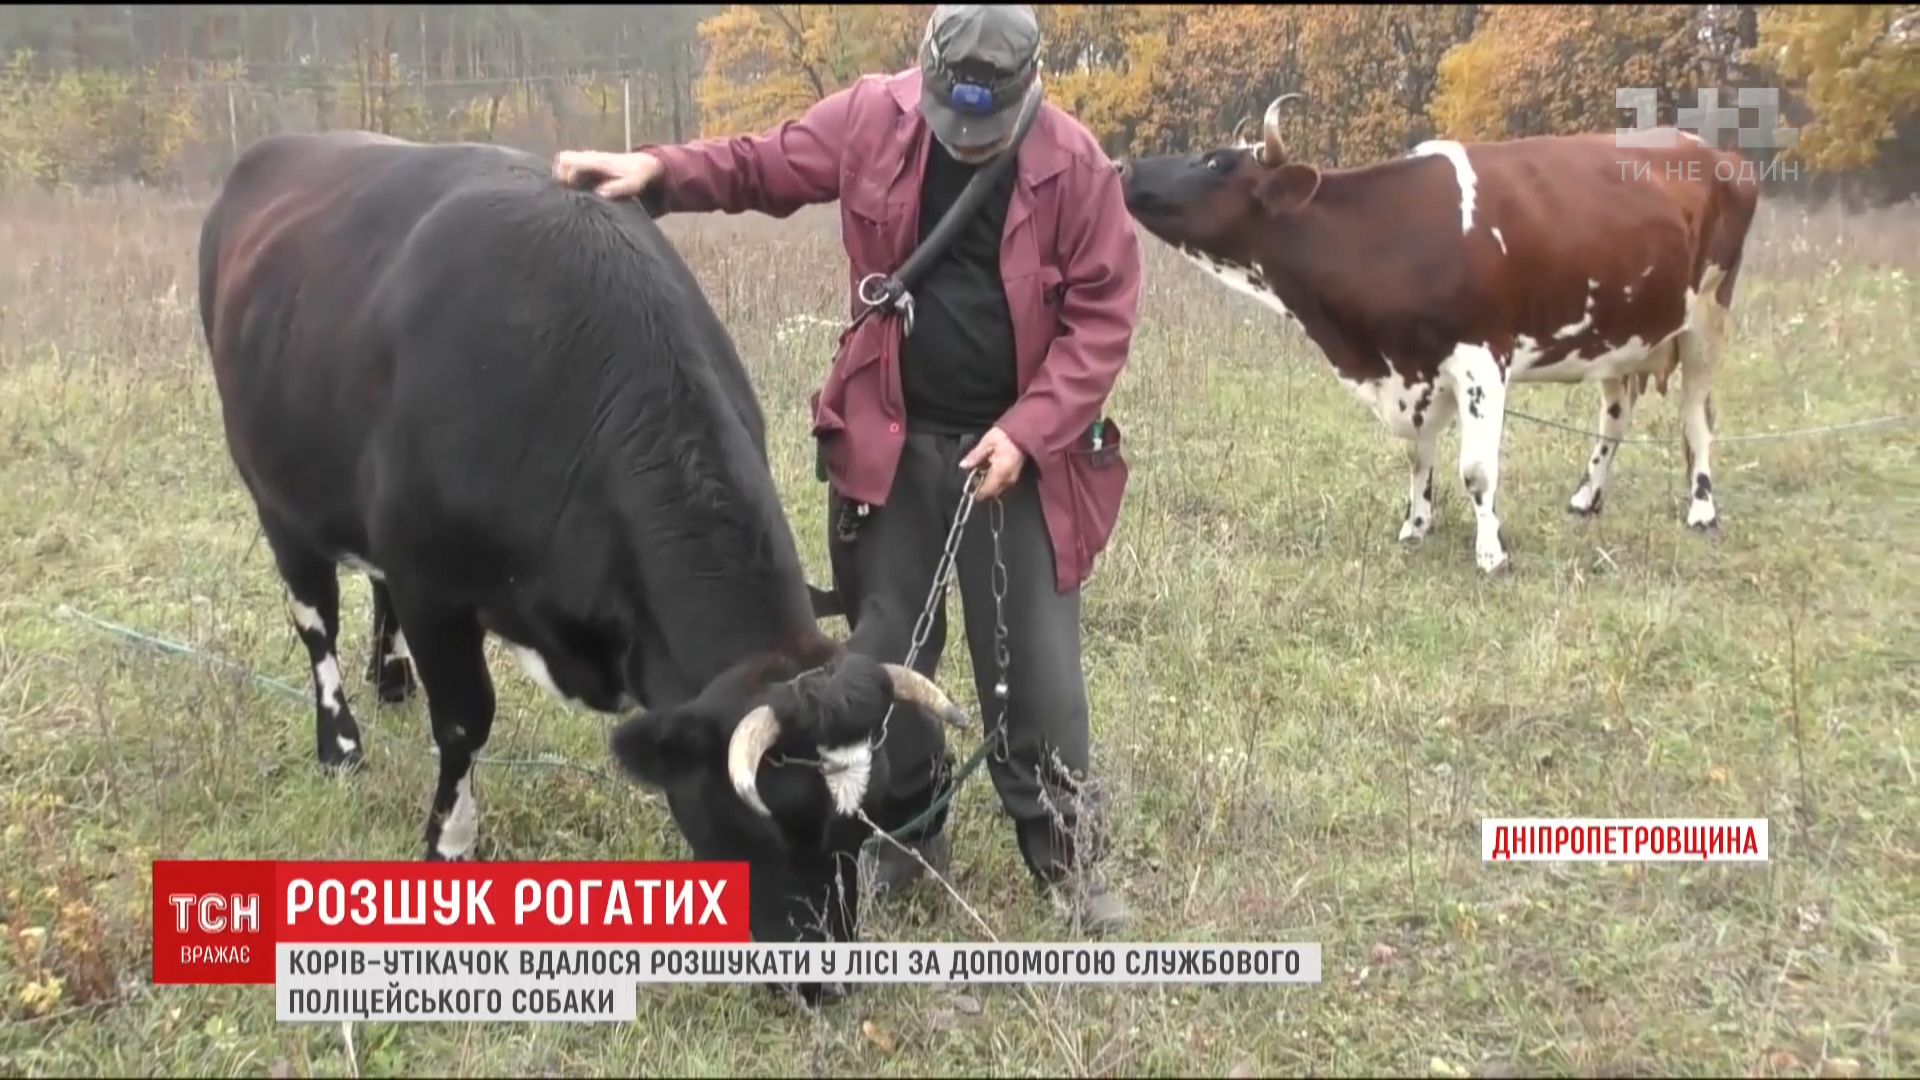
left=1678, top=331, right=1720, bottom=532
left=1399, top=388, right=1456, bottom=543
left=364, top=578, right=418, bottom=704
left=1567, top=375, right=1641, bottom=517
left=261, top=522, right=365, bottom=771
left=385, top=594, right=494, bottom=861
left=1443, top=345, right=1510, bottom=574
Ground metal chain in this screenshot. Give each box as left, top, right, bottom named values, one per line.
left=986, top=493, right=1011, bottom=764
left=872, top=462, right=1014, bottom=767
left=874, top=467, right=983, bottom=751
left=864, top=471, right=1014, bottom=842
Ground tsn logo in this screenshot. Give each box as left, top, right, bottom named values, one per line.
left=168, top=891, right=260, bottom=965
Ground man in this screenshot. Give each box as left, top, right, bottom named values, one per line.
left=553, top=4, right=1140, bottom=933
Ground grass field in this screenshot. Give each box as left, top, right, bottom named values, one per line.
left=0, top=179, right=1915, bottom=1078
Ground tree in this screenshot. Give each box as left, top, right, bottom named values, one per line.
left=1034, top=5, right=1194, bottom=156
left=693, top=5, right=927, bottom=135
left=1431, top=5, right=1710, bottom=143
left=1754, top=4, right=1920, bottom=172
left=1162, top=6, right=1478, bottom=166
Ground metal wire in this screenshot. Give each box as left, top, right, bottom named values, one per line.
left=56, top=604, right=626, bottom=789
left=1500, top=408, right=1914, bottom=447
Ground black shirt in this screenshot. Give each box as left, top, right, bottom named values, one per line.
left=898, top=134, right=1020, bottom=435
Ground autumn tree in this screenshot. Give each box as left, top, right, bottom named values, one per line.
left=694, top=5, right=928, bottom=135
left=1153, top=6, right=1299, bottom=153
left=1754, top=4, right=1920, bottom=172
left=1431, top=5, right=1712, bottom=142
left=1160, top=6, right=1478, bottom=166
left=1032, top=5, right=1194, bottom=156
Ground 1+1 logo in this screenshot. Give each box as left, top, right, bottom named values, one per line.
left=1613, top=87, right=1802, bottom=183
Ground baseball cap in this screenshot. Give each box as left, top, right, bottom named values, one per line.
left=918, top=5, right=1042, bottom=153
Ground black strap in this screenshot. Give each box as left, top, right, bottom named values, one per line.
left=850, top=82, right=1046, bottom=335
left=820, top=83, right=1045, bottom=490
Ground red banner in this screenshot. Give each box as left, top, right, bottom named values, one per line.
left=153, top=860, right=751, bottom=985
left=153, top=859, right=278, bottom=985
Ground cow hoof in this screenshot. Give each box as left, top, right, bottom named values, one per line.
left=804, top=981, right=850, bottom=1008
left=376, top=674, right=417, bottom=705
left=368, top=658, right=418, bottom=704
left=1689, top=517, right=1723, bottom=540
left=773, top=981, right=849, bottom=1009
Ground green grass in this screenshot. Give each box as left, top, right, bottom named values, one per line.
left=1, top=184, right=1916, bottom=1078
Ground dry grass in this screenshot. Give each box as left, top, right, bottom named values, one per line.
left=0, top=180, right=1916, bottom=1078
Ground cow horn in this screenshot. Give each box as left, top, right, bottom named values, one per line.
left=882, top=663, right=973, bottom=729
left=726, top=705, right=781, bottom=818
left=1261, top=92, right=1306, bottom=166
left=1232, top=114, right=1261, bottom=149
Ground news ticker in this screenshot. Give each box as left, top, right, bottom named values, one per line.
left=275, top=942, right=1324, bottom=1021
left=151, top=819, right=1766, bottom=1021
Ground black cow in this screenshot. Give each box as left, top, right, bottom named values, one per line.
left=196, top=130, right=970, bottom=1003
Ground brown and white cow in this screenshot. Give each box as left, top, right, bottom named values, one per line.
left=1117, top=95, right=1762, bottom=573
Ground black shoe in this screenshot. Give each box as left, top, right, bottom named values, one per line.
left=1044, top=873, right=1132, bottom=937
left=866, top=831, right=951, bottom=896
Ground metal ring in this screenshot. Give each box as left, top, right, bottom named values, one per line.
left=857, top=273, right=893, bottom=308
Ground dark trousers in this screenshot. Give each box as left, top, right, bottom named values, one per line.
left=827, top=430, right=1105, bottom=883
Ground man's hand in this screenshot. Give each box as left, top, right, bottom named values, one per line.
left=960, top=426, right=1027, bottom=501
left=552, top=149, right=663, bottom=200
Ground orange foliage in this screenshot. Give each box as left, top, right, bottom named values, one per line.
left=1160, top=6, right=1478, bottom=165
left=695, top=5, right=930, bottom=135
left=1431, top=6, right=1710, bottom=142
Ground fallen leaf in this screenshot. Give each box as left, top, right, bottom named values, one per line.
left=1370, top=943, right=1398, bottom=965
left=1769, top=1050, right=1803, bottom=1073
left=951, top=993, right=982, bottom=1015
left=1707, top=766, right=1729, bottom=784
left=861, top=1019, right=897, bottom=1054
left=1429, top=1056, right=1471, bottom=1079
left=1817, top=1058, right=1863, bottom=1078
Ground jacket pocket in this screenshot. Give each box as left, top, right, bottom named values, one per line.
left=843, top=175, right=892, bottom=231
left=809, top=387, right=845, bottom=435
left=1062, top=416, right=1130, bottom=572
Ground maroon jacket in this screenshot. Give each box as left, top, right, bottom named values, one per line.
left=638, top=67, right=1142, bottom=594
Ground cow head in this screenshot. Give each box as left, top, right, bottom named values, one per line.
left=1117, top=93, right=1321, bottom=259
left=606, top=643, right=966, bottom=1006
left=607, top=647, right=968, bottom=828
left=721, top=652, right=967, bottom=823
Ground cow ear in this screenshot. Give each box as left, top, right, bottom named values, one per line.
left=608, top=701, right=724, bottom=787
left=609, top=709, right=680, bottom=788
left=1255, top=163, right=1321, bottom=217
